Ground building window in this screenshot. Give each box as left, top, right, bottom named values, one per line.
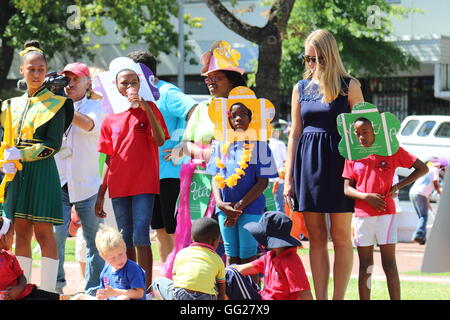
left=440, top=63, right=449, bottom=91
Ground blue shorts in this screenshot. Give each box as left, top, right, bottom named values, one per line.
left=217, top=211, right=261, bottom=259
left=111, top=194, right=155, bottom=247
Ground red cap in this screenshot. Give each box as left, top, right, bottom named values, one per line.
left=62, top=62, right=90, bottom=78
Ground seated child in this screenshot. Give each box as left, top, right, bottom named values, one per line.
left=230, top=211, right=313, bottom=300
left=343, top=117, right=428, bottom=300
left=73, top=225, right=146, bottom=300
left=0, top=216, right=59, bottom=300
left=152, top=217, right=226, bottom=300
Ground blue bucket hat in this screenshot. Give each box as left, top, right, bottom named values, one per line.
left=244, top=211, right=301, bottom=249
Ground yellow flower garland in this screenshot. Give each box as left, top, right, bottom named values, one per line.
left=213, top=142, right=254, bottom=189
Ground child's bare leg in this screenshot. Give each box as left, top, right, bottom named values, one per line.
left=379, top=244, right=400, bottom=300
left=299, top=290, right=314, bottom=300
left=137, top=245, right=153, bottom=290
left=357, top=245, right=374, bottom=300
left=72, top=293, right=98, bottom=300
left=227, top=256, right=241, bottom=266
left=127, top=247, right=137, bottom=261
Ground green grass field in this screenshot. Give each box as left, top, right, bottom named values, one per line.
left=28, top=239, right=449, bottom=300
left=337, top=277, right=450, bottom=300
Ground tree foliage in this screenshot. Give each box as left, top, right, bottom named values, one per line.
left=205, top=0, right=420, bottom=112
left=281, top=0, right=420, bottom=96
left=0, top=0, right=200, bottom=91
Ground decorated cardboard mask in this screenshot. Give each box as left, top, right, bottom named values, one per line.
left=200, top=40, right=244, bottom=76
left=92, top=57, right=160, bottom=114
left=336, top=102, right=401, bottom=160
left=208, top=86, right=276, bottom=142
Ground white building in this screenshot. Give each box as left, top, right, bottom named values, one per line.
left=7, top=0, right=450, bottom=117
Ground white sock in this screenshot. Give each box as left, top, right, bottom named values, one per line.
left=39, top=257, right=59, bottom=293
left=17, top=256, right=33, bottom=283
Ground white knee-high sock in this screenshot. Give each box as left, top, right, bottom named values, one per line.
left=17, top=256, right=33, bottom=283
left=40, top=257, right=59, bottom=293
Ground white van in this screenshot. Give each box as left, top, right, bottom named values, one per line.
left=396, top=115, right=450, bottom=177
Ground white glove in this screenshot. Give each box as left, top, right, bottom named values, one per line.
left=2, top=162, right=17, bottom=174
left=4, top=147, right=21, bottom=161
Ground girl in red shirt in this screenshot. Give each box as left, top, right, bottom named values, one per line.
left=95, top=68, right=169, bottom=293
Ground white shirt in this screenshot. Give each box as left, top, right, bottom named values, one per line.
left=268, top=137, right=287, bottom=182
left=55, top=97, right=105, bottom=202
left=409, top=165, right=440, bottom=197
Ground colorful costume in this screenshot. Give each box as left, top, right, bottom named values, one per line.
left=1, top=86, right=73, bottom=224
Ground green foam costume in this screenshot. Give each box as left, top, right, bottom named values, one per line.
left=336, top=102, right=401, bottom=160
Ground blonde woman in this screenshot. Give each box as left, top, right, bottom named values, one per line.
left=284, top=29, right=364, bottom=300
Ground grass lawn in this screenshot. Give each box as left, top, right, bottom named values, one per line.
left=336, top=278, right=450, bottom=300
left=28, top=239, right=448, bottom=300
left=400, top=270, right=450, bottom=277
left=298, top=247, right=450, bottom=300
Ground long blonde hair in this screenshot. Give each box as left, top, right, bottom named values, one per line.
left=303, top=29, right=357, bottom=103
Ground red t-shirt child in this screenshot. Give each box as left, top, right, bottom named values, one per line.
left=98, top=103, right=170, bottom=198
left=251, top=247, right=310, bottom=300
left=0, top=249, right=35, bottom=300
left=342, top=147, right=417, bottom=217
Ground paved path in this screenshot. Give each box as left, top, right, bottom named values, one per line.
left=29, top=239, right=450, bottom=296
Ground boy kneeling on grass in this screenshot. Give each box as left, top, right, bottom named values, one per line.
left=231, top=211, right=313, bottom=300
left=152, top=217, right=226, bottom=300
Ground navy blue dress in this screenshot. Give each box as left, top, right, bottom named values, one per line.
left=293, top=78, right=354, bottom=213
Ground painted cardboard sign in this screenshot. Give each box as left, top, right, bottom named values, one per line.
left=92, top=57, right=160, bottom=114
left=208, top=86, right=276, bottom=142
left=336, top=102, right=401, bottom=160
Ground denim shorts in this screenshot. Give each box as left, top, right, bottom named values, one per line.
left=111, top=193, right=155, bottom=247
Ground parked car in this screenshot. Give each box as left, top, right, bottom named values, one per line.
left=396, top=115, right=450, bottom=201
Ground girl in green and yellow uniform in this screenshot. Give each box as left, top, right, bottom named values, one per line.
left=0, top=40, right=73, bottom=292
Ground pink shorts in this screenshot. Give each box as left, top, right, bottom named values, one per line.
left=354, top=214, right=398, bottom=247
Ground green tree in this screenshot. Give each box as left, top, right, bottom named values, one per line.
left=0, top=1, right=88, bottom=91
left=281, top=0, right=420, bottom=98
left=0, top=0, right=201, bottom=92
left=205, top=0, right=295, bottom=112
left=205, top=0, right=419, bottom=116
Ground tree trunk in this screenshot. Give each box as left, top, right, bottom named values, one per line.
left=0, top=1, right=16, bottom=92
left=0, top=42, right=15, bottom=92
left=255, top=30, right=282, bottom=114
left=204, top=0, right=294, bottom=113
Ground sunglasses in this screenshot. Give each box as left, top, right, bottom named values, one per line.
left=204, top=74, right=225, bottom=84
left=303, top=55, right=324, bottom=64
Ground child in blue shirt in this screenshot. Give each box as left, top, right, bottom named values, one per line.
left=73, top=225, right=146, bottom=300
left=207, top=102, right=278, bottom=268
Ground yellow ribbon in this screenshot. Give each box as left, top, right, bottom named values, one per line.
left=19, top=46, right=44, bottom=56
left=0, top=106, right=23, bottom=203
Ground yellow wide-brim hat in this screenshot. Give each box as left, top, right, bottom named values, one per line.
left=200, top=40, right=245, bottom=76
